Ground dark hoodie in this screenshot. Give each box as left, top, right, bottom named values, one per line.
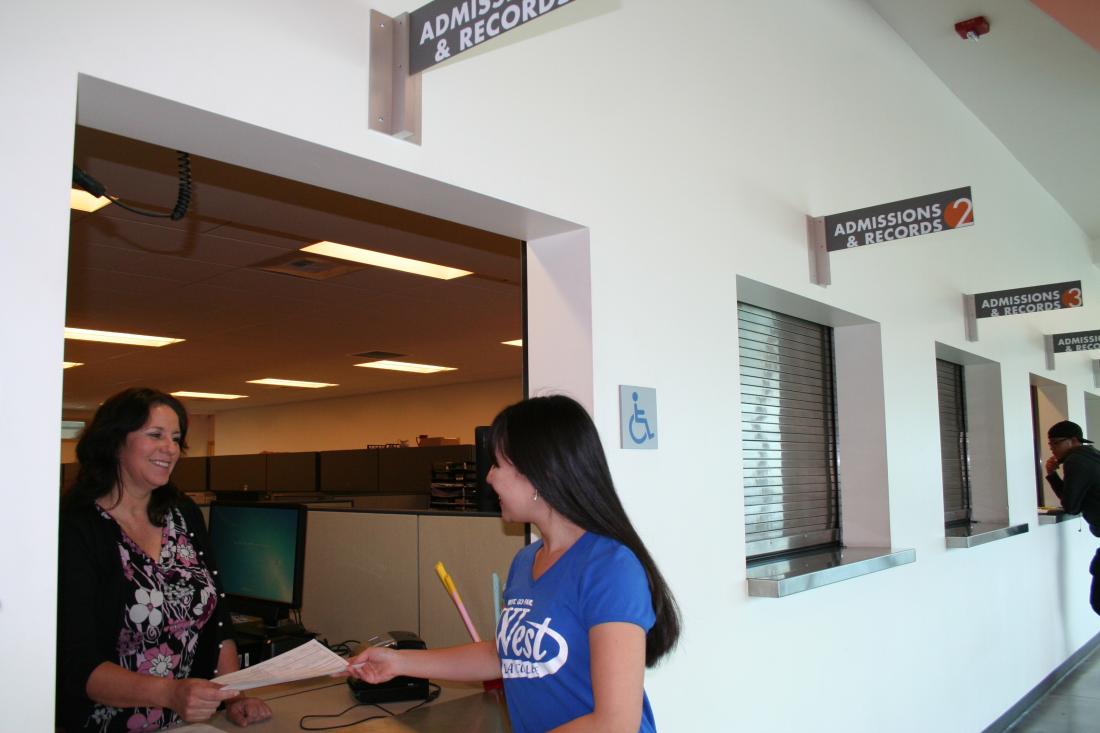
left=1047, top=444, right=1100, bottom=533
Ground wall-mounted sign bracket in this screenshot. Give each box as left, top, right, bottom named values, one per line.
left=807, top=216, right=829, bottom=286
left=369, top=10, right=422, bottom=144
left=1044, top=334, right=1055, bottom=371
left=963, top=294, right=978, bottom=342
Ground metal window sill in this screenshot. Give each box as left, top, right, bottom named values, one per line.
left=746, top=546, right=915, bottom=598
left=1038, top=510, right=1073, bottom=525
left=945, top=521, right=1029, bottom=548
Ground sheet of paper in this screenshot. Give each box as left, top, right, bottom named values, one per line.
left=171, top=725, right=223, bottom=733
left=212, top=639, right=349, bottom=691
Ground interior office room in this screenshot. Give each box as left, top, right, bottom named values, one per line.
left=4, top=1, right=1099, bottom=731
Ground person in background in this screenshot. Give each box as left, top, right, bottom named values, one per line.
left=348, top=394, right=681, bottom=733
left=1045, top=420, right=1100, bottom=615
left=57, top=388, right=271, bottom=731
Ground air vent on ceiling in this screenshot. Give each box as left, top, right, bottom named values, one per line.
left=255, top=253, right=364, bottom=280
left=352, top=350, right=407, bottom=359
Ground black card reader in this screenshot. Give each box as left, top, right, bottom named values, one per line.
left=346, top=631, right=431, bottom=704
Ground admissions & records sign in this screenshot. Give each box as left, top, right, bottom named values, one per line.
left=973, top=281, right=1083, bottom=318
left=1051, top=329, right=1100, bottom=353
left=824, top=186, right=973, bottom=252
left=410, top=0, right=574, bottom=74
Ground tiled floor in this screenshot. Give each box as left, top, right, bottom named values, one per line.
left=1008, top=645, right=1100, bottom=732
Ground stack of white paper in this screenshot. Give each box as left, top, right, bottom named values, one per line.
left=212, top=639, right=349, bottom=691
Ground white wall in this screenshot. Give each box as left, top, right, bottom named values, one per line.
left=212, top=377, right=521, bottom=454
left=6, top=1, right=1100, bottom=731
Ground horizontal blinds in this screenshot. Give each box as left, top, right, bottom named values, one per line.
left=936, top=359, right=971, bottom=523
left=739, top=303, right=840, bottom=558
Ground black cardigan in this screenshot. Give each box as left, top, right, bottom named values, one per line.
left=56, top=495, right=233, bottom=732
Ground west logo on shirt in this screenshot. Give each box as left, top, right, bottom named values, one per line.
left=497, top=600, right=569, bottom=679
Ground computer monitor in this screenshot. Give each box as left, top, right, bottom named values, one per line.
left=207, top=502, right=307, bottom=628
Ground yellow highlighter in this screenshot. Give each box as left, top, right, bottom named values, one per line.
left=435, top=561, right=481, bottom=642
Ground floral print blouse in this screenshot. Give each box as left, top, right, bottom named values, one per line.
left=87, top=505, right=220, bottom=733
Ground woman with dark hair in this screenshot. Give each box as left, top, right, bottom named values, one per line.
left=348, top=394, right=680, bottom=732
left=57, top=387, right=271, bottom=731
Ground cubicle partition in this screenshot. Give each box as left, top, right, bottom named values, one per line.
left=301, top=509, right=525, bottom=651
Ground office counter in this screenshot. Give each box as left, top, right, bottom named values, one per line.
left=205, top=678, right=510, bottom=732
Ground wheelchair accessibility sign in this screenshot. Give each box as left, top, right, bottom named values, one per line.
left=619, top=385, right=658, bottom=450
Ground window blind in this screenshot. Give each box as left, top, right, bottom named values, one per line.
left=739, top=303, right=840, bottom=559
left=936, top=359, right=971, bottom=524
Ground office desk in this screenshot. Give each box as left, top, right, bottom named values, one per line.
left=205, top=678, right=511, bottom=732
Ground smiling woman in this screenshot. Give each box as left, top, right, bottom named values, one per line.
left=57, top=388, right=271, bottom=732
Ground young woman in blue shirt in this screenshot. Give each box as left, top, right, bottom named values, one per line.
left=347, top=395, right=681, bottom=733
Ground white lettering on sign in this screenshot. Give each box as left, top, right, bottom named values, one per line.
left=417, top=0, right=572, bottom=57
left=980, top=290, right=1060, bottom=310
left=832, top=204, right=944, bottom=237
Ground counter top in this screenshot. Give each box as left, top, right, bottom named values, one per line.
left=747, top=546, right=915, bottom=598
left=204, top=678, right=510, bottom=732
left=945, top=521, right=1029, bottom=548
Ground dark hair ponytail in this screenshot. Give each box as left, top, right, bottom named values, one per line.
left=64, top=387, right=189, bottom=526
left=490, top=394, right=681, bottom=666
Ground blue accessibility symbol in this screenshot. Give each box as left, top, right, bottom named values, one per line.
left=628, top=391, right=656, bottom=445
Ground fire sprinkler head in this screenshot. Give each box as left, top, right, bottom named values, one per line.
left=954, top=16, right=990, bottom=41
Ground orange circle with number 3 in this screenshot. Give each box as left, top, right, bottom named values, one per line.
left=1062, top=288, right=1081, bottom=308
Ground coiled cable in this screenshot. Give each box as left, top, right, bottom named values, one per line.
left=72, top=151, right=193, bottom=220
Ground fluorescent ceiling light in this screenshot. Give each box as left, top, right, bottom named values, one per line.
left=355, top=360, right=456, bottom=374
left=62, top=361, right=83, bottom=369
left=501, top=339, right=523, bottom=347
left=70, top=188, right=112, bottom=213
left=247, top=378, right=337, bottom=389
left=64, top=327, right=184, bottom=348
left=301, top=241, right=472, bottom=280
left=171, top=391, right=248, bottom=400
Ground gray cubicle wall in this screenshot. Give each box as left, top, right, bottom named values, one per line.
left=300, top=510, right=525, bottom=649
left=417, top=514, right=525, bottom=650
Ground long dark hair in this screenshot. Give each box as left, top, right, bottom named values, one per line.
left=63, top=387, right=189, bottom=526
left=490, top=394, right=681, bottom=666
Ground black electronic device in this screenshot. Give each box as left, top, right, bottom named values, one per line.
left=474, top=425, right=500, bottom=513
left=347, top=631, right=431, bottom=704
left=207, top=502, right=308, bottom=628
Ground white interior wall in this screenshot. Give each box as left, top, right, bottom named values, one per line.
left=212, top=377, right=521, bottom=454
left=1088, top=393, right=1100, bottom=439
left=5, top=1, right=1100, bottom=731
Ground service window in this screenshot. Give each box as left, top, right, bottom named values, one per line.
left=936, top=359, right=972, bottom=526
left=738, top=303, right=841, bottom=559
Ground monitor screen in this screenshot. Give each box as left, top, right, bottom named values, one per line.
left=207, top=502, right=307, bottom=625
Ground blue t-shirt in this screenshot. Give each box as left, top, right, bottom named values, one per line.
left=495, top=531, right=657, bottom=733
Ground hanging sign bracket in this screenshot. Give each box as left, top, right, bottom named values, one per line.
left=807, top=216, right=830, bottom=287
left=369, top=11, right=422, bottom=144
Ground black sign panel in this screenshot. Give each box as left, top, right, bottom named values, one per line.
left=1051, top=329, right=1100, bottom=353
left=824, top=187, right=973, bottom=252
left=973, top=281, right=1083, bottom=319
left=410, top=0, right=573, bottom=75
